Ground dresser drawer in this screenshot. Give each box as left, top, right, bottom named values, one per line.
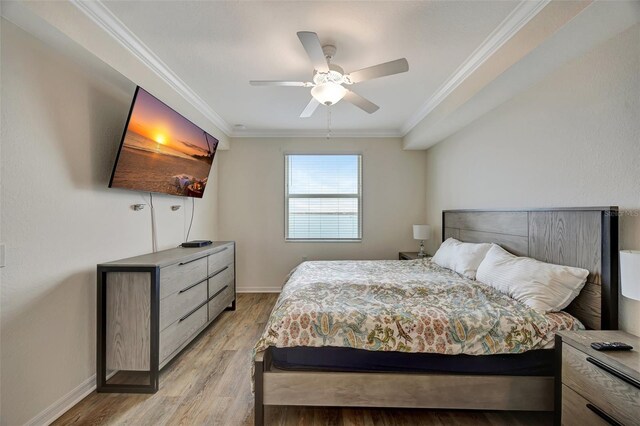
left=208, top=245, right=234, bottom=275
left=561, top=385, right=610, bottom=426
left=208, top=264, right=234, bottom=296
left=159, top=279, right=207, bottom=331
left=208, top=283, right=234, bottom=322
left=159, top=304, right=207, bottom=363
left=160, top=256, right=208, bottom=299
left=562, top=344, right=640, bottom=425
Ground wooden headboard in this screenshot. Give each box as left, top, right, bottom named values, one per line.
left=442, top=207, right=619, bottom=330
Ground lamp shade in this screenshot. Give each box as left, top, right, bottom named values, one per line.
left=413, top=225, right=431, bottom=241
left=311, top=82, right=347, bottom=106
left=621, top=250, right=640, bottom=301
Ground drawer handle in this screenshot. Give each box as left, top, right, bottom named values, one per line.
left=178, top=300, right=208, bottom=322
left=209, top=285, right=229, bottom=301
left=209, top=265, right=229, bottom=278
left=178, top=279, right=206, bottom=294
left=178, top=256, right=207, bottom=266
left=586, top=404, right=621, bottom=426
left=212, top=246, right=229, bottom=255
left=586, top=357, right=640, bottom=390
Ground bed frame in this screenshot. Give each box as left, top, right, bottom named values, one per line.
left=254, top=207, right=619, bottom=425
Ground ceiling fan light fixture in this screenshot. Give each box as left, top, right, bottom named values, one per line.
left=311, top=82, right=347, bottom=106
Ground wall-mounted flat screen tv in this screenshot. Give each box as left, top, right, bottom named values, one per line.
left=109, top=86, right=218, bottom=198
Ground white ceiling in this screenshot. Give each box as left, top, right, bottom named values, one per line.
left=6, top=1, right=634, bottom=146
left=102, top=1, right=518, bottom=135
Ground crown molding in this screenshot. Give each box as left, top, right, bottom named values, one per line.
left=400, top=0, right=550, bottom=136
left=69, top=0, right=549, bottom=141
left=230, top=128, right=403, bottom=139
left=70, top=0, right=232, bottom=136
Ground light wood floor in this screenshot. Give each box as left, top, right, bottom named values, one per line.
left=55, top=293, right=553, bottom=425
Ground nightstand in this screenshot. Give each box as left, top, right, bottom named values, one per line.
left=556, top=330, right=640, bottom=425
left=399, top=252, right=426, bottom=260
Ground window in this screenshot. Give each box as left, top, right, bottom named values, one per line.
left=285, top=154, right=362, bottom=241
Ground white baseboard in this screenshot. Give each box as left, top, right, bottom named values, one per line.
left=26, top=375, right=96, bottom=426
left=23, top=287, right=276, bottom=426
left=237, top=287, right=281, bottom=293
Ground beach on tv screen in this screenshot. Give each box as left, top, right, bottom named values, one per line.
left=110, top=87, right=218, bottom=198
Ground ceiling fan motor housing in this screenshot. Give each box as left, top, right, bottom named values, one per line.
left=313, top=64, right=346, bottom=85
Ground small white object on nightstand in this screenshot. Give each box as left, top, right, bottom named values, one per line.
left=620, top=250, right=640, bottom=300
left=413, top=225, right=431, bottom=258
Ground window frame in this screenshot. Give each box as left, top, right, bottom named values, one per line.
left=284, top=153, right=363, bottom=243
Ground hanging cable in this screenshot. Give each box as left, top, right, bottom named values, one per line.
left=186, top=197, right=195, bottom=242
left=149, top=192, right=158, bottom=252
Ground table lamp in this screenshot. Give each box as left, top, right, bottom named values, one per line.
left=413, top=225, right=431, bottom=258
left=620, top=250, right=640, bottom=300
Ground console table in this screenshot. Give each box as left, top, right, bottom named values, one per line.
left=96, top=242, right=235, bottom=393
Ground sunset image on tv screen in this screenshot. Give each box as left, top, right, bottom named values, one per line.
left=110, top=87, right=218, bottom=198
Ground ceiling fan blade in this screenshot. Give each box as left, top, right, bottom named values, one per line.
left=300, top=98, right=321, bottom=118
left=250, top=80, right=312, bottom=87
left=297, top=31, right=329, bottom=73
left=344, top=90, right=379, bottom=114
left=346, top=58, right=409, bottom=84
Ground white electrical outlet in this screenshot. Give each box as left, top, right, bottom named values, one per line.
left=0, top=244, right=5, bottom=268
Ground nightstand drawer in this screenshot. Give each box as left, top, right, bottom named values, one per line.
left=562, top=344, right=640, bottom=425
left=561, top=385, right=611, bottom=426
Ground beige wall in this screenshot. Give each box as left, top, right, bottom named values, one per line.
left=218, top=137, right=427, bottom=291
left=0, top=21, right=219, bottom=425
left=424, top=24, right=640, bottom=335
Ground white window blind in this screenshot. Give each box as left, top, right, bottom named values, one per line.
left=285, top=154, right=362, bottom=241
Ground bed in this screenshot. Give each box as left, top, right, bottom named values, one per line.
left=253, top=207, right=618, bottom=425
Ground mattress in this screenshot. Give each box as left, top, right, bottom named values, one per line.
left=270, top=346, right=554, bottom=376
left=254, top=259, right=583, bottom=364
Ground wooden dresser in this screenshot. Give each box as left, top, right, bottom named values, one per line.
left=556, top=330, right=640, bottom=425
left=96, top=242, right=235, bottom=393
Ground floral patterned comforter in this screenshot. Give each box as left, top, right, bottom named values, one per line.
left=254, top=259, right=583, bottom=358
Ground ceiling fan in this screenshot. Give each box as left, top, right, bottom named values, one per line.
left=250, top=31, right=409, bottom=118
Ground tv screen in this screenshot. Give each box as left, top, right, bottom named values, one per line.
left=109, top=87, right=218, bottom=198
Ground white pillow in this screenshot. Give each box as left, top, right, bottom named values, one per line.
left=476, top=244, right=588, bottom=313
left=432, top=238, right=492, bottom=280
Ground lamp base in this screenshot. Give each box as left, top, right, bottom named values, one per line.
left=418, top=240, right=427, bottom=258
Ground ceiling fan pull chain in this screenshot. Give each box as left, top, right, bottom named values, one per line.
left=327, top=106, right=332, bottom=140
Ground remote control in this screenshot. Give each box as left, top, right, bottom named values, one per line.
left=590, top=342, right=633, bottom=351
